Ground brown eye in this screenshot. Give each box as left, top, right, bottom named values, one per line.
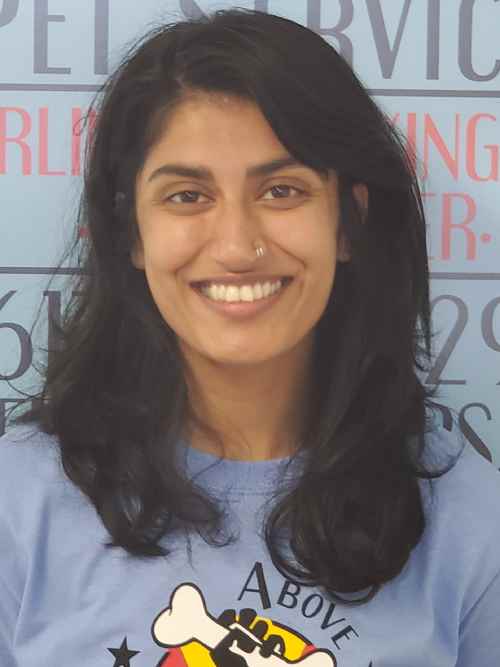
left=164, top=190, right=210, bottom=204
left=162, top=184, right=304, bottom=205
left=262, top=185, right=304, bottom=200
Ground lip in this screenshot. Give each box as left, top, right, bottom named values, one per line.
left=191, top=278, right=293, bottom=320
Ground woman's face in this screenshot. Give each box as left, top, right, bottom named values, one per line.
left=133, top=93, right=363, bottom=369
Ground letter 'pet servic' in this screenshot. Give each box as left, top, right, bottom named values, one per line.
left=1, top=7, right=500, bottom=667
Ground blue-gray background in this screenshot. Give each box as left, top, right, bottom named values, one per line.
left=1, top=1, right=499, bottom=461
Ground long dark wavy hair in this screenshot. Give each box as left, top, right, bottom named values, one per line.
left=7, top=7, right=460, bottom=605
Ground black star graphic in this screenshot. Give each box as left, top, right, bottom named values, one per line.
left=107, top=637, right=140, bottom=666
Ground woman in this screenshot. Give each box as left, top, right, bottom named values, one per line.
left=1, top=8, right=499, bottom=667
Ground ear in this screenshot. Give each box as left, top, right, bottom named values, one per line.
left=131, top=239, right=145, bottom=270
left=337, top=183, right=368, bottom=263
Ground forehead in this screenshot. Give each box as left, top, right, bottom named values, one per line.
left=161, top=91, right=270, bottom=133
left=142, top=94, right=285, bottom=166
left=137, top=93, right=333, bottom=187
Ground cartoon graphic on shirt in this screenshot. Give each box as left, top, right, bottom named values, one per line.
left=152, top=583, right=337, bottom=666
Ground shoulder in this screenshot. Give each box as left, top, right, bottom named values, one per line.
left=0, top=422, right=64, bottom=487
left=422, top=409, right=500, bottom=523
left=418, top=408, right=500, bottom=591
left=0, top=423, right=75, bottom=526
left=0, top=422, right=107, bottom=557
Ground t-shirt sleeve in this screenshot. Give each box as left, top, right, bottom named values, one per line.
left=425, top=413, right=500, bottom=665
left=455, top=566, right=500, bottom=667
left=0, top=428, right=35, bottom=667
left=0, top=494, right=22, bottom=666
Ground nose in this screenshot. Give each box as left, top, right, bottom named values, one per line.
left=209, top=200, right=264, bottom=271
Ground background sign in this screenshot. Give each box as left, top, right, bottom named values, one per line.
left=1, top=0, right=499, bottom=463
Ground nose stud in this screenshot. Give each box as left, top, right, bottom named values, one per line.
left=254, top=242, right=266, bottom=258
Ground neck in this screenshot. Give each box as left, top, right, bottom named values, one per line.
left=180, top=336, right=315, bottom=461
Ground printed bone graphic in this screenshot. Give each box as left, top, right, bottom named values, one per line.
left=153, top=583, right=335, bottom=666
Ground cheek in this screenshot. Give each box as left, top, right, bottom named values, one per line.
left=278, top=217, right=337, bottom=270
left=141, top=218, right=203, bottom=272
left=299, top=229, right=338, bottom=301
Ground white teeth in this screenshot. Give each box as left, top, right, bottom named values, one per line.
left=253, top=283, right=263, bottom=299
left=225, top=286, right=239, bottom=302
left=200, top=279, right=286, bottom=303
left=240, top=286, right=254, bottom=302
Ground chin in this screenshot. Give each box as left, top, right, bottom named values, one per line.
left=209, top=352, right=275, bottom=367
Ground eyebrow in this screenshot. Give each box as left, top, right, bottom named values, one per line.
left=147, top=156, right=324, bottom=184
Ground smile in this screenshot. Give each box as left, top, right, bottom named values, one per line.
left=191, top=277, right=293, bottom=319
left=198, top=278, right=291, bottom=303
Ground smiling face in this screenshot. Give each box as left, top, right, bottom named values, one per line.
left=132, top=93, right=355, bottom=371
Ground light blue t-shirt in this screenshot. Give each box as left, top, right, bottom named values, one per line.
left=0, top=415, right=499, bottom=667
